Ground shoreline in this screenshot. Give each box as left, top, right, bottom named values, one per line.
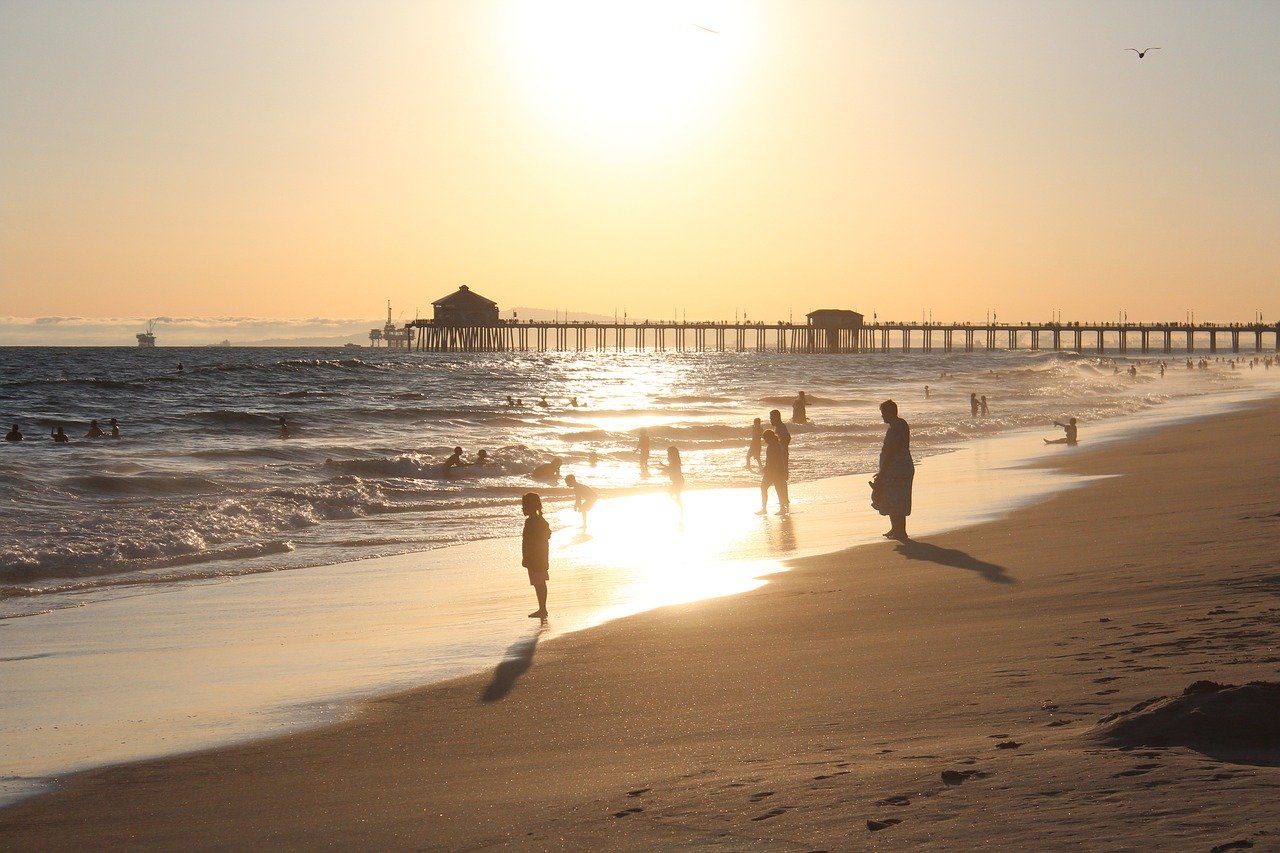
left=2, top=384, right=1279, bottom=815
left=3, top=395, right=1280, bottom=845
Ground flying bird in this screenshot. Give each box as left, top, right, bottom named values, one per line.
left=1126, top=47, right=1161, bottom=58
left=691, top=24, right=720, bottom=34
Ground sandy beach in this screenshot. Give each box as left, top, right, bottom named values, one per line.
left=4, top=396, right=1279, bottom=850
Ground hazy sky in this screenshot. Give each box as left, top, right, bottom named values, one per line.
left=3, top=0, right=1278, bottom=331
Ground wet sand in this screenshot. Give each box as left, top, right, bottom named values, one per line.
left=3, top=397, right=1279, bottom=849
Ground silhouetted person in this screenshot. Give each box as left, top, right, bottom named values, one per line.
left=792, top=391, right=808, bottom=424
left=637, top=428, right=651, bottom=471
left=86, top=419, right=105, bottom=438
left=443, top=446, right=465, bottom=476
left=521, top=492, right=550, bottom=620
left=588, top=450, right=598, bottom=467
left=531, top=457, right=563, bottom=482
left=177, top=362, right=184, bottom=373
left=278, top=416, right=290, bottom=439
left=768, top=409, right=791, bottom=478
left=51, top=426, right=69, bottom=443
left=871, top=399, right=914, bottom=541
left=109, top=418, right=121, bottom=438
left=564, top=474, right=597, bottom=530
left=1045, top=417, right=1078, bottom=446
left=5, top=424, right=23, bottom=442
left=538, top=397, right=550, bottom=408
left=757, top=429, right=789, bottom=515
left=471, top=449, right=489, bottom=465
left=970, top=393, right=979, bottom=417
left=746, top=417, right=763, bottom=470
left=924, top=385, right=931, bottom=399
left=506, top=396, right=515, bottom=407
left=665, top=446, right=684, bottom=506
left=570, top=396, right=579, bottom=407
left=979, top=395, right=989, bottom=417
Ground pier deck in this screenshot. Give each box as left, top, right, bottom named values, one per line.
left=406, top=320, right=1280, bottom=355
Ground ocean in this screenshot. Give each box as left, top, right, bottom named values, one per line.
left=0, top=345, right=1264, bottom=620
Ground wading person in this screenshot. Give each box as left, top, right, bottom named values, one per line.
left=871, top=399, right=914, bottom=541
left=563, top=474, right=597, bottom=530
left=757, top=429, right=789, bottom=515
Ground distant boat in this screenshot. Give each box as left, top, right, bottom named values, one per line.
left=343, top=342, right=362, bottom=348
left=136, top=320, right=157, bottom=348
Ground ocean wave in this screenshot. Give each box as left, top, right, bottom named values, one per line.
left=61, top=473, right=227, bottom=496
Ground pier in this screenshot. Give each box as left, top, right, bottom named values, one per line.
left=407, top=320, right=1280, bottom=355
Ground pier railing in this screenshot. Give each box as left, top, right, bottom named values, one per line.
left=406, top=320, right=1280, bottom=355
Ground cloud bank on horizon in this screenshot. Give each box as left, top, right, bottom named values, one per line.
left=0, top=316, right=379, bottom=347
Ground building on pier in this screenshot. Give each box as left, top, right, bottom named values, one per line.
left=433, top=286, right=499, bottom=326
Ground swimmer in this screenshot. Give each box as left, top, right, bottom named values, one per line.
left=177, top=362, right=184, bottom=373
left=506, top=396, right=515, bottom=407
left=979, top=395, right=989, bottom=417
left=791, top=391, right=808, bottom=424
left=570, top=396, right=579, bottom=407
left=471, top=449, right=489, bottom=465
left=1044, top=417, right=1078, bottom=446
left=443, top=446, right=465, bottom=476
left=531, top=457, right=563, bottom=483
left=538, top=397, right=550, bottom=408
left=588, top=450, right=598, bottom=467
left=51, top=426, right=69, bottom=443
left=86, top=419, right=105, bottom=438
left=278, top=416, right=290, bottom=439
left=637, top=427, right=651, bottom=471
left=5, top=424, right=23, bottom=442
left=924, top=384, right=931, bottom=399
left=109, top=418, right=121, bottom=438
left=564, top=474, right=598, bottom=530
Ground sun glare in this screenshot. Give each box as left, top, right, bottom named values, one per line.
left=502, top=0, right=753, bottom=156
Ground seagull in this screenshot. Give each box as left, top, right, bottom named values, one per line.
left=1126, top=47, right=1161, bottom=58
left=691, top=24, right=720, bottom=34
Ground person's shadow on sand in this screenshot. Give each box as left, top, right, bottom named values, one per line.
left=894, top=540, right=1015, bottom=585
left=480, top=628, right=545, bottom=703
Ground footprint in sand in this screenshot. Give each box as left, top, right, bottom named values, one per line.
left=941, top=769, right=991, bottom=785
left=626, top=788, right=650, bottom=798
left=748, top=791, right=775, bottom=803
left=751, top=807, right=788, bottom=822
left=613, top=807, right=643, bottom=818
left=866, top=818, right=903, bottom=831
left=1209, top=841, right=1254, bottom=852
left=876, top=795, right=912, bottom=806
left=995, top=740, right=1021, bottom=749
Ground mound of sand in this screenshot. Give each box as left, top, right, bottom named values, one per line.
left=1095, top=681, right=1280, bottom=759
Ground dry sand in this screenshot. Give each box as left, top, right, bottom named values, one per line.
left=3, top=398, right=1279, bottom=850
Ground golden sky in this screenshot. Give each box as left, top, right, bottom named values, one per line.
left=2, top=0, right=1278, bottom=327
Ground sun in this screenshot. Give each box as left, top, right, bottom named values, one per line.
left=502, top=0, right=754, bottom=156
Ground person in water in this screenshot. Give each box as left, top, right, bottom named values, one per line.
left=979, top=395, right=989, bottom=417
left=970, top=393, right=979, bottom=417
left=637, top=427, right=651, bottom=471
left=537, top=397, right=550, bottom=408
left=746, top=417, right=763, bottom=471
left=5, top=424, right=23, bottom=442
left=791, top=391, right=808, bottom=424
left=278, top=416, right=290, bottom=439
left=1045, top=417, right=1078, bottom=446
left=51, top=426, right=70, bottom=443
left=177, top=362, right=184, bottom=373
left=924, top=385, right=931, bottom=399
left=86, top=419, right=105, bottom=438
left=570, top=396, right=579, bottom=407
left=588, top=450, right=598, bottom=467
left=109, top=418, right=121, bottom=438
left=505, top=396, right=516, bottom=407
left=471, top=449, right=489, bottom=465
left=871, top=399, right=914, bottom=541
left=665, top=446, right=684, bottom=506
left=768, top=409, right=791, bottom=479
left=443, top=446, right=465, bottom=476
left=521, top=492, right=551, bottom=620
left=531, top=457, right=563, bottom=482
left=564, top=474, right=598, bottom=530
left=758, top=429, right=789, bottom=515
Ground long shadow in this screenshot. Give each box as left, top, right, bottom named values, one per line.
left=480, top=628, right=544, bottom=703
left=894, top=539, right=1016, bottom=585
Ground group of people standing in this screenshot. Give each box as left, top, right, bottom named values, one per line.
left=521, top=392, right=918, bottom=619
